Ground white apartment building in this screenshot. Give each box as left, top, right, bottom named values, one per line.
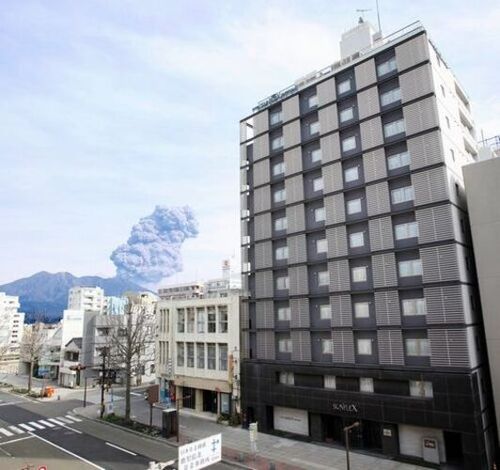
left=156, top=277, right=241, bottom=418
left=0, top=293, right=25, bottom=373
left=67, top=286, right=105, bottom=313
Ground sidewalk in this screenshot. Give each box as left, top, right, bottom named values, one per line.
left=76, top=397, right=424, bottom=470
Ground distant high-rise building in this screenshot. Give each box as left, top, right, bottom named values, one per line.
left=67, top=286, right=105, bottom=313
left=240, top=21, right=495, bottom=468
left=0, top=292, right=25, bottom=372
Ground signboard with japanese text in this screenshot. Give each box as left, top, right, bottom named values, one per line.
left=178, top=433, right=222, bottom=470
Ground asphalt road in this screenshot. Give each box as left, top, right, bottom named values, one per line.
left=0, top=390, right=233, bottom=470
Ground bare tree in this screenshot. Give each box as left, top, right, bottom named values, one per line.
left=20, top=320, right=45, bottom=393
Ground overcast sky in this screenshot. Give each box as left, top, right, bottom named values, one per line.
left=1, top=0, right=499, bottom=286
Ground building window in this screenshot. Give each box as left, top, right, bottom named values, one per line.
left=344, top=166, right=359, bottom=183
left=357, top=338, right=372, bottom=355
left=391, top=186, right=414, bottom=204
left=277, top=306, right=291, bottom=321
left=276, top=276, right=289, bottom=290
left=377, top=56, right=397, bottom=76
left=402, top=298, right=426, bottom=316
left=395, top=221, right=419, bottom=240
left=313, top=176, right=324, bottom=192
left=340, top=106, right=354, bottom=123
left=324, top=375, right=336, bottom=389
left=275, top=246, right=289, bottom=260
left=177, top=309, right=185, bottom=333
left=349, top=231, right=364, bottom=248
left=273, top=188, right=286, bottom=203
left=207, top=307, right=216, bottom=333
left=387, top=151, right=410, bottom=170
left=410, top=380, right=433, bottom=398
left=405, top=338, right=430, bottom=356
left=316, top=238, right=328, bottom=254
left=398, top=259, right=422, bottom=277
left=308, top=94, right=318, bottom=108
left=347, top=198, right=362, bottom=215
left=337, top=79, right=351, bottom=94
left=311, top=148, right=322, bottom=163
left=274, top=217, right=287, bottom=231
left=197, top=343, right=205, bottom=368
left=197, top=308, right=205, bottom=333
left=314, top=206, right=326, bottom=222
left=318, top=271, right=329, bottom=286
left=309, top=120, right=320, bottom=135
left=279, top=371, right=294, bottom=385
left=187, top=343, right=194, bottom=367
left=319, top=304, right=332, bottom=320
left=360, top=377, right=374, bottom=393
left=219, top=306, right=228, bottom=333
left=272, top=161, right=285, bottom=176
left=352, top=266, right=367, bottom=283
left=176, top=342, right=184, bottom=367
left=278, top=337, right=292, bottom=353
left=380, top=87, right=401, bottom=107
left=270, top=109, right=283, bottom=125
left=354, top=302, right=370, bottom=318
left=342, top=135, right=357, bottom=152
left=187, top=308, right=195, bottom=333
left=207, top=343, right=216, bottom=369
left=384, top=119, right=405, bottom=138
left=219, top=344, right=228, bottom=371
left=271, top=135, right=284, bottom=150
left=321, top=338, right=334, bottom=354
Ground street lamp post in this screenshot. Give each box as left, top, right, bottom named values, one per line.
left=343, top=421, right=360, bottom=470
left=99, top=350, right=107, bottom=419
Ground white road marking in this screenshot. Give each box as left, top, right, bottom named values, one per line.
left=0, top=401, right=24, bottom=407
left=130, top=392, right=142, bottom=397
left=38, top=419, right=55, bottom=428
left=65, top=415, right=82, bottom=422
left=0, top=435, right=34, bottom=446
left=57, top=417, right=73, bottom=424
left=48, top=418, right=64, bottom=426
left=0, top=428, right=14, bottom=437
left=8, top=426, right=24, bottom=434
left=18, top=423, right=35, bottom=432
left=31, top=433, right=106, bottom=470
left=28, top=421, right=45, bottom=430
left=105, top=441, right=137, bottom=456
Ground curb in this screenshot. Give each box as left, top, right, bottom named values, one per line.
left=72, top=407, right=254, bottom=470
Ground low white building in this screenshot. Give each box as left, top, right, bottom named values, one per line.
left=67, top=286, right=105, bottom=313
left=0, top=293, right=25, bottom=373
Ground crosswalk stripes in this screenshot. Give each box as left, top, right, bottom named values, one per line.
left=48, top=418, right=65, bottom=426
left=0, top=428, right=14, bottom=437
left=28, top=421, right=45, bottom=430
left=0, top=414, right=84, bottom=438
left=18, top=423, right=35, bottom=432
left=65, top=415, right=82, bottom=423
left=38, top=419, right=55, bottom=428
left=8, top=426, right=24, bottom=434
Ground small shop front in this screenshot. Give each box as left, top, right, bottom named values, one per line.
left=175, top=376, right=232, bottom=416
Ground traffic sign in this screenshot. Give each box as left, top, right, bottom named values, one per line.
left=178, top=433, right=222, bottom=470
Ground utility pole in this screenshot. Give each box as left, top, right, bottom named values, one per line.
left=100, top=350, right=106, bottom=419
left=344, top=421, right=360, bottom=470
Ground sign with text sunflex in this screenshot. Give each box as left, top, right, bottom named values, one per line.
left=178, top=433, right=222, bottom=470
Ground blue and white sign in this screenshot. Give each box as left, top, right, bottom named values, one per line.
left=178, top=433, right=222, bottom=470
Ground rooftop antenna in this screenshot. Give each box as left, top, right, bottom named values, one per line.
left=356, top=8, right=371, bottom=22
left=375, top=0, right=382, bottom=34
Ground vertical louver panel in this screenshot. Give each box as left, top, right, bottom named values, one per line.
left=372, top=253, right=398, bottom=288
left=290, top=298, right=310, bottom=328
left=369, top=216, right=394, bottom=252
left=323, top=162, right=343, bottom=194
left=363, top=148, right=387, bottom=183
left=283, top=120, right=301, bottom=148
left=282, top=95, right=300, bottom=121
left=240, top=302, right=249, bottom=329
left=416, top=205, right=454, bottom=244
left=253, top=109, right=269, bottom=135
left=325, top=193, right=345, bottom=225
left=289, top=266, right=309, bottom=296
left=332, top=330, right=355, bottom=364
left=366, top=181, right=391, bottom=216
left=375, top=290, right=401, bottom=326
left=241, top=331, right=249, bottom=359
left=253, top=159, right=270, bottom=187
left=253, top=134, right=269, bottom=161
left=328, top=260, right=350, bottom=292
left=377, top=330, right=405, bottom=365
left=240, top=168, right=248, bottom=187
left=284, top=147, right=303, bottom=176
left=319, top=103, right=338, bottom=134
left=403, top=96, right=439, bottom=136
left=425, top=285, right=465, bottom=325
left=354, top=58, right=377, bottom=89
left=285, top=175, right=304, bottom=204
left=256, top=300, right=274, bottom=329
left=421, top=244, right=460, bottom=283
left=254, top=213, right=272, bottom=241
left=253, top=185, right=271, bottom=213
left=412, top=166, right=449, bottom=206
left=395, top=33, right=430, bottom=72
left=326, top=226, right=348, bottom=258
left=254, top=241, right=273, bottom=269
left=331, top=294, right=352, bottom=327
left=286, top=204, right=306, bottom=233
left=321, top=133, right=341, bottom=163
left=408, top=130, right=443, bottom=170
left=317, top=77, right=336, bottom=106
left=256, top=331, right=275, bottom=360
left=255, top=270, right=273, bottom=298
left=429, top=328, right=471, bottom=368
left=400, top=63, right=434, bottom=103
left=360, top=116, right=384, bottom=151
left=288, top=234, right=307, bottom=264
left=291, top=330, right=312, bottom=362
left=239, top=144, right=247, bottom=165
left=358, top=86, right=381, bottom=120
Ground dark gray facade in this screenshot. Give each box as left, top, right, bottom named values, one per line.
left=240, top=23, right=496, bottom=468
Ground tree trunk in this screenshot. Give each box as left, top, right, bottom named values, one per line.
left=28, top=361, right=33, bottom=393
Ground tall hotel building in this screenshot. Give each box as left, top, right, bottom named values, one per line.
left=239, top=21, right=496, bottom=468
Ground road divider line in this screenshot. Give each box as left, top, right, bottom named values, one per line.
left=0, top=435, right=34, bottom=446
left=0, top=428, right=14, bottom=437
left=8, top=426, right=24, bottom=434
left=31, top=433, right=106, bottom=470
left=105, top=441, right=137, bottom=456
left=0, top=401, right=24, bottom=407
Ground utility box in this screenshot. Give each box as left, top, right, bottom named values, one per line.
left=161, top=408, right=178, bottom=438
